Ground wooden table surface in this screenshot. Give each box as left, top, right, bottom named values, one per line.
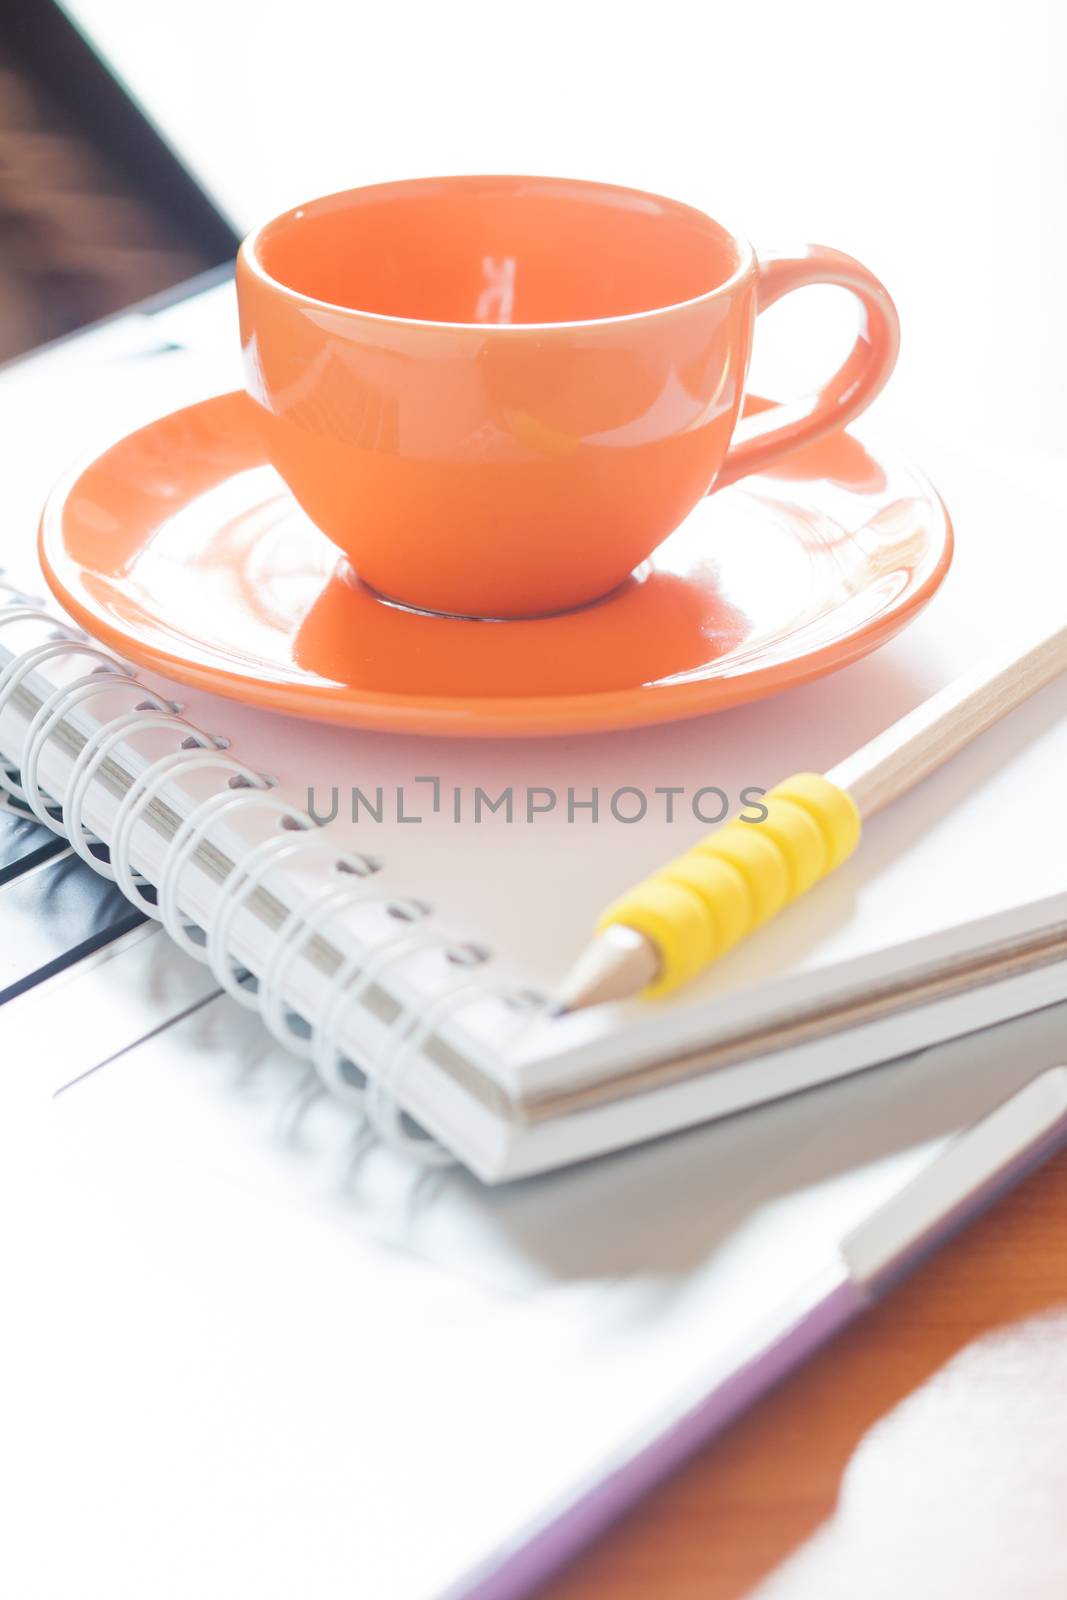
left=543, top=1145, right=1067, bottom=1600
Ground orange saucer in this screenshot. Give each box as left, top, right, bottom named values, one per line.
left=39, top=392, right=952, bottom=738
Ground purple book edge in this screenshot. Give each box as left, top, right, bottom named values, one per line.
left=457, top=1091, right=1067, bottom=1600
left=459, top=1276, right=865, bottom=1600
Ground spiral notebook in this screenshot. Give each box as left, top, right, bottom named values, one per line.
left=3, top=431, right=1067, bottom=1181
left=2, top=274, right=1067, bottom=1179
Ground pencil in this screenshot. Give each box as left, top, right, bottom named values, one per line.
left=556, top=614, right=1067, bottom=1012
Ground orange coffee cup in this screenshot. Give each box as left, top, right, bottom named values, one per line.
left=237, top=175, right=898, bottom=619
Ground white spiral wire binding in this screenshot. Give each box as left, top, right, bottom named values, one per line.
left=253, top=860, right=386, bottom=1049
left=63, top=709, right=218, bottom=880
left=0, top=634, right=125, bottom=798
left=0, top=605, right=118, bottom=813
left=157, top=788, right=310, bottom=958
left=310, top=922, right=450, bottom=1118
left=0, top=598, right=513, bottom=1166
left=110, top=748, right=272, bottom=916
left=0, top=603, right=58, bottom=811
left=20, top=672, right=180, bottom=833
left=207, top=831, right=336, bottom=1011
left=206, top=832, right=377, bottom=1004
left=363, top=978, right=490, bottom=1165
left=0, top=628, right=116, bottom=701
left=0, top=604, right=72, bottom=638
left=364, top=969, right=547, bottom=1165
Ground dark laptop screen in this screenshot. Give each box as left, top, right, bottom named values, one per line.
left=0, top=0, right=235, bottom=362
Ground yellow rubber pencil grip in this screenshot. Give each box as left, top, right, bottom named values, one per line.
left=595, top=774, right=861, bottom=997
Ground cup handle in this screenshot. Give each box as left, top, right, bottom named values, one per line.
left=714, top=244, right=901, bottom=489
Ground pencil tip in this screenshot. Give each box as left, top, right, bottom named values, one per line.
left=553, top=924, right=660, bottom=1013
